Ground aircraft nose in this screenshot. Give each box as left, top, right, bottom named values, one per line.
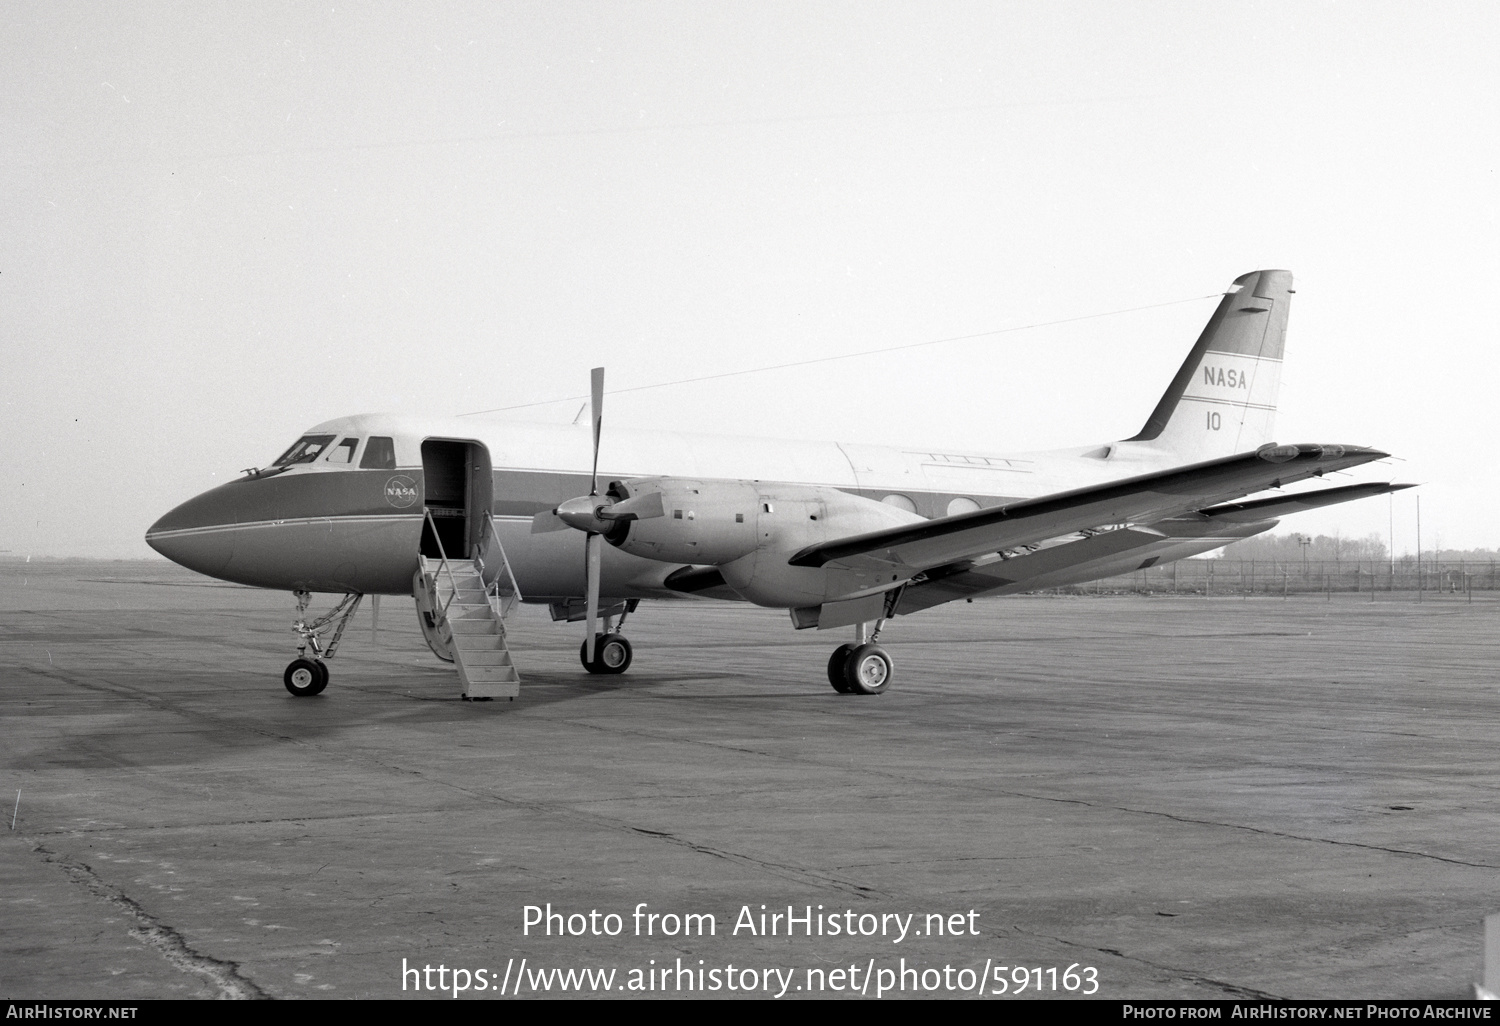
left=145, top=485, right=240, bottom=578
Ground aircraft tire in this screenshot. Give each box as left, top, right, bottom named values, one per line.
left=284, top=658, right=328, bottom=697
left=580, top=635, right=633, bottom=675
left=843, top=644, right=892, bottom=695
left=827, top=645, right=855, bottom=693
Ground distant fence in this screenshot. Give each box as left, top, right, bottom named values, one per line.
left=1055, top=560, right=1495, bottom=597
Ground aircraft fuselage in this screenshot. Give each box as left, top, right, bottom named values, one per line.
left=145, top=412, right=1205, bottom=603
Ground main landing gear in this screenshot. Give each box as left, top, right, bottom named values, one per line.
left=283, top=590, right=362, bottom=697
left=827, top=621, right=894, bottom=695
left=579, top=608, right=633, bottom=675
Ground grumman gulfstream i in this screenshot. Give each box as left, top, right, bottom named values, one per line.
left=146, top=270, right=1405, bottom=699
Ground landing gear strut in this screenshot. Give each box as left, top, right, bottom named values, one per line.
left=828, top=620, right=894, bottom=695
left=283, top=590, right=362, bottom=697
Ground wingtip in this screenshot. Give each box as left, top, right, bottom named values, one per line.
left=1256, top=443, right=1391, bottom=465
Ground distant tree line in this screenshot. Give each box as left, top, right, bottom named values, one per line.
left=1219, top=531, right=1500, bottom=563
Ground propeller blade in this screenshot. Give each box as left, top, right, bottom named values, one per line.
left=595, top=490, right=665, bottom=522
left=531, top=509, right=571, bottom=534
left=589, top=366, right=604, bottom=496
left=584, top=532, right=601, bottom=663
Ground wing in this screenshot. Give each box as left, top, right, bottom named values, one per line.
left=890, top=481, right=1411, bottom=614
left=789, top=443, right=1389, bottom=574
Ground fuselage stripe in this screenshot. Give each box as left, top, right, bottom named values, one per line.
left=146, top=513, right=420, bottom=541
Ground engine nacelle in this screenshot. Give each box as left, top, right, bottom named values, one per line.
left=611, top=477, right=926, bottom=608
left=608, top=479, right=763, bottom=565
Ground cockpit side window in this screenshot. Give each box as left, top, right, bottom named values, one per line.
left=360, top=436, right=397, bottom=469
left=325, top=437, right=359, bottom=464
left=272, top=435, right=337, bottom=466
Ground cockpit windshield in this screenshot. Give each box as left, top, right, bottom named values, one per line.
left=324, top=437, right=359, bottom=464
left=272, top=435, right=337, bottom=466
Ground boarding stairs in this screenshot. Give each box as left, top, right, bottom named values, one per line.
left=421, top=512, right=523, bottom=700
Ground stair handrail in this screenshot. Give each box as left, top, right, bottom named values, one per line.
left=475, top=513, right=525, bottom=609
left=423, top=507, right=465, bottom=619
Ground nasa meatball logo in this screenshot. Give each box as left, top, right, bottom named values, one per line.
left=384, top=475, right=419, bottom=508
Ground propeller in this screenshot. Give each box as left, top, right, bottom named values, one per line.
left=540, top=367, right=665, bottom=665
left=584, top=367, right=604, bottom=664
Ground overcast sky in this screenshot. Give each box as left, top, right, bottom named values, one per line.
left=3, top=1, right=1496, bottom=558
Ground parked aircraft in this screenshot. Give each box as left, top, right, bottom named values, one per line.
left=146, top=270, right=1405, bottom=698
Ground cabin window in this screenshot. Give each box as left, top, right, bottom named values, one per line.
left=360, top=436, right=397, bottom=469
left=325, top=437, right=359, bottom=464
left=272, top=435, right=336, bottom=466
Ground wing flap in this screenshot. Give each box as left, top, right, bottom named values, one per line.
left=789, top=443, right=1387, bottom=573
left=897, top=518, right=1277, bottom=614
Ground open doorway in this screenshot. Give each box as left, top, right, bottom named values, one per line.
left=419, top=439, right=492, bottom=560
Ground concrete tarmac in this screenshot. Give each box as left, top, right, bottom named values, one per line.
left=2, top=559, right=1496, bottom=1000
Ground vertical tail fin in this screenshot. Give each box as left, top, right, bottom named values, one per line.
left=1127, top=269, right=1291, bottom=459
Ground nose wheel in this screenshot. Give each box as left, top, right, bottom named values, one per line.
left=581, top=634, right=633, bottom=674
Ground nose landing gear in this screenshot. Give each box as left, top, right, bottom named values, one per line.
left=580, top=634, right=633, bottom=674
left=578, top=607, right=633, bottom=675
left=283, top=590, right=362, bottom=697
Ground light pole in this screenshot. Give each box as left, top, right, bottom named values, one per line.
left=1297, top=534, right=1312, bottom=577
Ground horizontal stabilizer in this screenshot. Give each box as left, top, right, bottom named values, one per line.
left=1197, top=482, right=1414, bottom=523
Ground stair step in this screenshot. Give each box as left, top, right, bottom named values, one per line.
left=463, top=681, right=520, bottom=699
left=459, top=650, right=514, bottom=666
left=453, top=642, right=507, bottom=657
left=426, top=555, right=522, bottom=698
left=451, top=620, right=500, bottom=632
left=462, top=666, right=519, bottom=682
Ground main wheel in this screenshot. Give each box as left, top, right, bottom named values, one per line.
left=284, top=658, right=327, bottom=697
left=843, top=644, right=893, bottom=695
left=827, top=644, right=855, bottom=693
left=580, top=634, right=633, bottom=675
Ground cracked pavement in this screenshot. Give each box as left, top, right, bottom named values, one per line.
left=2, top=560, right=1496, bottom=998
